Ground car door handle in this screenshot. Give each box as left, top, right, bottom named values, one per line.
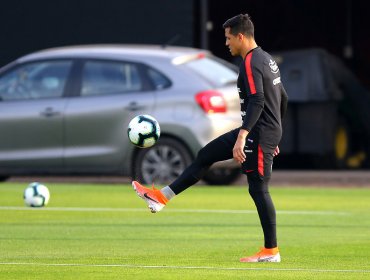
left=40, top=107, right=61, bottom=117
left=126, top=102, right=145, bottom=111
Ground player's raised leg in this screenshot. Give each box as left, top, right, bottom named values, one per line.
left=132, top=129, right=237, bottom=213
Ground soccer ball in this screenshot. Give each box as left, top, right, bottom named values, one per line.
left=127, top=114, right=160, bottom=148
left=23, top=182, right=50, bottom=207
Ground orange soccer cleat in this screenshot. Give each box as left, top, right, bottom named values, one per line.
left=240, top=247, right=281, bottom=263
left=132, top=181, right=168, bottom=213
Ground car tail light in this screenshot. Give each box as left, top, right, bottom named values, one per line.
left=195, top=90, right=227, bottom=113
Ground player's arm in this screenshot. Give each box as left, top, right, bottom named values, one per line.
left=233, top=94, right=263, bottom=164
left=241, top=94, right=264, bottom=131
left=233, top=57, right=264, bottom=164
left=241, top=57, right=264, bottom=132
left=274, top=83, right=289, bottom=158
left=280, top=86, right=288, bottom=120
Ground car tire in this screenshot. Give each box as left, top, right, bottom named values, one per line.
left=132, top=137, right=193, bottom=185
left=203, top=168, right=241, bottom=185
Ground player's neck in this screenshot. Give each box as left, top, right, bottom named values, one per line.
left=241, top=40, right=258, bottom=59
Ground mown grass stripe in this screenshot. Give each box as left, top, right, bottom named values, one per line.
left=0, top=206, right=349, bottom=215
left=0, top=262, right=369, bottom=273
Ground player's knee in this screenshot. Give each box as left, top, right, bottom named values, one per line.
left=248, top=173, right=269, bottom=195
left=248, top=185, right=263, bottom=198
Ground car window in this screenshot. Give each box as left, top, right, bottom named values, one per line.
left=183, top=56, right=237, bottom=87
left=0, top=61, right=72, bottom=101
left=81, top=61, right=142, bottom=96
left=146, top=67, right=171, bottom=90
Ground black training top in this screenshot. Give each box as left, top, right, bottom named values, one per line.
left=237, top=46, right=288, bottom=151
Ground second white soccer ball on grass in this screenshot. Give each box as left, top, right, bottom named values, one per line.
left=24, top=182, right=50, bottom=207
left=127, top=115, right=160, bottom=148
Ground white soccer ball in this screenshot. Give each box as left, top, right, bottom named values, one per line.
left=24, top=182, right=50, bottom=207
left=127, top=115, right=160, bottom=148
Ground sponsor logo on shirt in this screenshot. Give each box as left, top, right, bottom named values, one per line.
left=273, top=77, right=281, bottom=85
left=241, top=111, right=246, bottom=117
left=269, top=59, right=279, bottom=74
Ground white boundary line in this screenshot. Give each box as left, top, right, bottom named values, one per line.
left=0, top=206, right=349, bottom=216
left=0, top=262, right=369, bottom=273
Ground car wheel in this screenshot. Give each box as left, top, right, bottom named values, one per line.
left=203, top=168, right=241, bottom=185
left=133, top=137, right=193, bottom=185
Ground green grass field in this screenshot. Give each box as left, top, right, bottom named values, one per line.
left=0, top=181, right=370, bottom=279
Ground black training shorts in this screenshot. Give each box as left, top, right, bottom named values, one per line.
left=207, top=128, right=273, bottom=178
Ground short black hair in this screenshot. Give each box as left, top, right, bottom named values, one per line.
left=222, top=14, right=254, bottom=38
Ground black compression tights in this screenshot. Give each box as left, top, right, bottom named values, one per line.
left=247, top=173, right=277, bottom=248
left=168, top=131, right=277, bottom=248
left=170, top=160, right=277, bottom=248
left=169, top=132, right=234, bottom=195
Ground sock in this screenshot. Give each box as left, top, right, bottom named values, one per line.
left=160, top=186, right=176, bottom=201
left=264, top=247, right=279, bottom=254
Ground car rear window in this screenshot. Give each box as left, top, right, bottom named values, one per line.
left=146, top=67, right=171, bottom=90
left=183, top=56, right=237, bottom=87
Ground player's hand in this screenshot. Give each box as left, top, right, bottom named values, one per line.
left=233, top=138, right=246, bottom=163
left=273, top=146, right=280, bottom=157
left=233, top=129, right=248, bottom=164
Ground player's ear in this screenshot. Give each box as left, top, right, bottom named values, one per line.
left=237, top=33, right=244, bottom=41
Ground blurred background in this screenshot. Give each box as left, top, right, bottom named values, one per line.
left=1, top=0, right=368, bottom=82
left=0, top=0, right=369, bottom=182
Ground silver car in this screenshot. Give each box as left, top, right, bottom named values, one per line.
left=0, top=45, right=241, bottom=185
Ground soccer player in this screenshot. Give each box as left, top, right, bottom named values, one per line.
left=132, top=13, right=288, bottom=263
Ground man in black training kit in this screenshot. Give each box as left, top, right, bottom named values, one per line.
left=132, top=13, right=288, bottom=263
